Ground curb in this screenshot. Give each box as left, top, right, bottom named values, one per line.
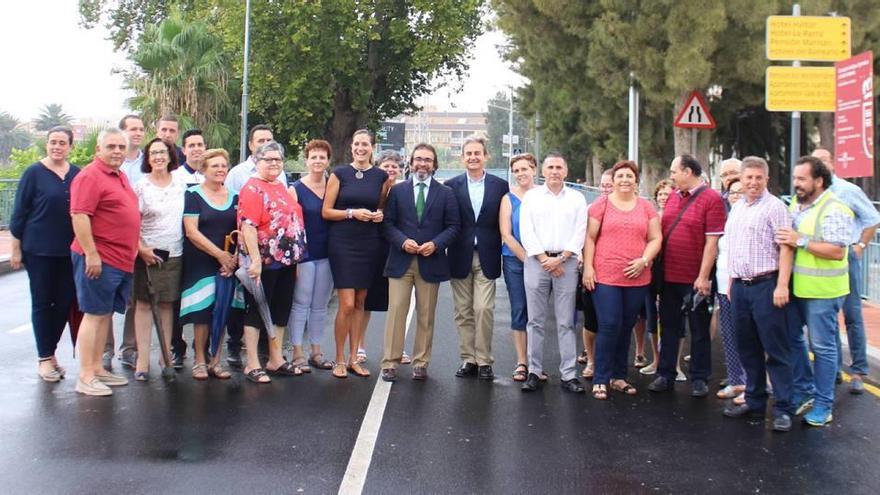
left=0, top=256, right=10, bottom=276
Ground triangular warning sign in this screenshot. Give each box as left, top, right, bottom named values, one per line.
left=674, top=91, right=717, bottom=129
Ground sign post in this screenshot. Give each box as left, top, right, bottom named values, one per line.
left=673, top=91, right=716, bottom=155
left=835, top=51, right=874, bottom=178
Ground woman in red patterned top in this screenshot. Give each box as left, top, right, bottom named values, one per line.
left=238, top=141, right=307, bottom=383
left=582, top=161, right=662, bottom=400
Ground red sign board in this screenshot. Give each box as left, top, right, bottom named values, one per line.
left=674, top=91, right=716, bottom=129
left=835, top=51, right=874, bottom=178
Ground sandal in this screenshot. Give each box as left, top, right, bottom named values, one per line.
left=332, top=362, right=348, bottom=379
left=611, top=380, right=637, bottom=395
left=267, top=361, right=303, bottom=376
left=577, top=350, right=588, bottom=365
left=512, top=363, right=528, bottom=382
left=348, top=362, right=371, bottom=378
left=592, top=384, right=608, bottom=400
left=192, top=363, right=209, bottom=381
left=581, top=365, right=594, bottom=380
left=634, top=355, right=648, bottom=368
left=208, top=364, right=231, bottom=380
left=308, top=353, right=334, bottom=370
left=356, top=349, right=367, bottom=364
left=291, top=356, right=311, bottom=373
left=716, top=385, right=744, bottom=399
left=134, top=371, right=149, bottom=382
left=400, top=352, right=412, bottom=365
left=245, top=368, right=271, bottom=383
left=733, top=392, right=746, bottom=405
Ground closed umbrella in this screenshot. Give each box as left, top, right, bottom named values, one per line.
left=234, top=254, right=276, bottom=339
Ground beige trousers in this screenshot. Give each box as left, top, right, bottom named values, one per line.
left=450, top=251, right=496, bottom=366
left=381, top=258, right=440, bottom=369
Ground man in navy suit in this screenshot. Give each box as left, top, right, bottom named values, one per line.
left=380, top=144, right=461, bottom=381
left=444, top=135, right=510, bottom=379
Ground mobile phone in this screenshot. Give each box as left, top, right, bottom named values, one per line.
left=154, top=249, right=170, bottom=262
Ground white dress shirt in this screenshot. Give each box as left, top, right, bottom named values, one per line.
left=226, top=156, right=288, bottom=193
left=413, top=177, right=431, bottom=202
left=520, top=184, right=588, bottom=257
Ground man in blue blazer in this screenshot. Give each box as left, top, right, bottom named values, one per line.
left=380, top=144, right=461, bottom=381
left=444, top=135, right=510, bottom=380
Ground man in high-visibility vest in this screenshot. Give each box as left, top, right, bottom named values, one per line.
left=775, top=155, right=854, bottom=427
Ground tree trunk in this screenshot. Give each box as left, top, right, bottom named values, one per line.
left=325, top=88, right=367, bottom=165
left=818, top=112, right=834, bottom=152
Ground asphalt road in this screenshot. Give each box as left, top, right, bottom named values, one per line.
left=1, top=269, right=879, bottom=494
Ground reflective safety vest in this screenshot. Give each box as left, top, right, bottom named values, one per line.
left=789, top=191, right=853, bottom=299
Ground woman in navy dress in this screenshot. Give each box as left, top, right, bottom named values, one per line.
left=322, top=129, right=390, bottom=379
left=9, top=127, right=80, bottom=382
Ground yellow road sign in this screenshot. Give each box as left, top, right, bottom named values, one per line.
left=767, top=15, right=851, bottom=62
left=765, top=66, right=836, bottom=112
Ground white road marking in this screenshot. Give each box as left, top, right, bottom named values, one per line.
left=7, top=323, right=31, bottom=335
left=338, top=292, right=416, bottom=495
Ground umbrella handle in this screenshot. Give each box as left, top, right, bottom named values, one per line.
left=224, top=230, right=240, bottom=256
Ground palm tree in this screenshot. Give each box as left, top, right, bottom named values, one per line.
left=34, top=103, right=73, bottom=131
left=0, top=112, right=33, bottom=162
left=125, top=11, right=235, bottom=148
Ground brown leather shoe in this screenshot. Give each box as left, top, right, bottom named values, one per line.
left=381, top=368, right=397, bottom=382
left=412, top=366, right=428, bottom=381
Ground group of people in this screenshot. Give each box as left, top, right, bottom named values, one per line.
left=9, top=114, right=876, bottom=432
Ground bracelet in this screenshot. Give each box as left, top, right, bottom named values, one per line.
left=346, top=208, right=353, bottom=219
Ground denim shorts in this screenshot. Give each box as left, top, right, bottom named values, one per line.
left=502, top=256, right=528, bottom=331
left=71, top=251, right=133, bottom=315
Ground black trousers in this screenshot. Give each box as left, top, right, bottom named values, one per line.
left=23, top=253, right=76, bottom=358
left=658, top=283, right=712, bottom=382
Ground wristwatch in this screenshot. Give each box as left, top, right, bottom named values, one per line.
left=796, top=236, right=808, bottom=248
left=857, top=241, right=867, bottom=249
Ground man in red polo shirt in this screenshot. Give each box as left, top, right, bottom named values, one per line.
left=70, top=128, right=141, bottom=396
left=648, top=155, right=726, bottom=397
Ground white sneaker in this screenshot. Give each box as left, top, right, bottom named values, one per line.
left=96, top=372, right=129, bottom=387
left=676, top=370, right=687, bottom=382
left=639, top=363, right=657, bottom=375
left=76, top=377, right=113, bottom=396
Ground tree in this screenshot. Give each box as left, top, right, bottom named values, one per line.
left=484, top=91, right=530, bottom=169
left=34, top=104, right=73, bottom=132
left=494, top=0, right=880, bottom=192
left=124, top=11, right=236, bottom=150
left=79, top=0, right=485, bottom=162
left=0, top=112, right=32, bottom=163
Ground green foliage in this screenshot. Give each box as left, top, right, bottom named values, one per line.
left=0, top=112, right=33, bottom=163
left=0, top=147, right=41, bottom=182
left=33, top=104, right=73, bottom=132
left=68, top=129, right=100, bottom=167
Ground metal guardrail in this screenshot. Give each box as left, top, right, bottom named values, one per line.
left=0, top=179, right=18, bottom=230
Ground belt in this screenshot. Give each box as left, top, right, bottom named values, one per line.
left=734, top=271, right=778, bottom=286
left=545, top=251, right=563, bottom=257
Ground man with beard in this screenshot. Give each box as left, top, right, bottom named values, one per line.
left=776, top=156, right=854, bottom=426
left=380, top=144, right=460, bottom=381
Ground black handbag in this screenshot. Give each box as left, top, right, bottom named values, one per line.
left=652, top=187, right=706, bottom=293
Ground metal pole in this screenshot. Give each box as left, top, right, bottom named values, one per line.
left=691, top=128, right=698, bottom=156
left=789, top=3, right=801, bottom=195
left=535, top=110, right=542, bottom=161
left=508, top=89, right=514, bottom=162
left=238, top=0, right=252, bottom=163
left=627, top=72, right=639, bottom=163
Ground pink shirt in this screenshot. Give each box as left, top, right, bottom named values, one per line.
left=589, top=195, right=658, bottom=287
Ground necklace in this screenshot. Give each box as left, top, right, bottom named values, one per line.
left=351, top=163, right=371, bottom=179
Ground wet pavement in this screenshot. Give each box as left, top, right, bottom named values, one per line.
left=1, top=269, right=879, bottom=494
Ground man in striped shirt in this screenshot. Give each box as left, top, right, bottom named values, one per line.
left=721, top=157, right=795, bottom=432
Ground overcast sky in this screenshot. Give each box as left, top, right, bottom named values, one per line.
left=0, top=1, right=522, bottom=123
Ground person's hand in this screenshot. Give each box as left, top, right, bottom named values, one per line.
left=853, top=243, right=864, bottom=259
left=139, top=247, right=162, bottom=266
left=219, top=265, right=234, bottom=277
left=623, top=257, right=647, bottom=279
left=9, top=247, right=22, bottom=270
left=247, top=259, right=262, bottom=280
left=418, top=241, right=436, bottom=257
left=85, top=252, right=102, bottom=280
left=582, top=266, right=596, bottom=291
left=550, top=265, right=565, bottom=278
left=775, top=227, right=800, bottom=247
left=353, top=209, right=374, bottom=222
left=371, top=210, right=384, bottom=223
left=402, top=239, right=420, bottom=254
left=773, top=284, right=789, bottom=308
left=216, top=251, right=236, bottom=273
left=693, top=276, right=712, bottom=297
left=540, top=256, right=561, bottom=273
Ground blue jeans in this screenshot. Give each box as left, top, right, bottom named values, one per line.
left=659, top=283, right=712, bottom=382
left=796, top=296, right=845, bottom=410
left=289, top=259, right=334, bottom=346
left=786, top=298, right=816, bottom=400
left=836, top=250, right=868, bottom=375
left=731, top=278, right=793, bottom=416
left=502, top=256, right=528, bottom=331
left=593, top=284, right=649, bottom=385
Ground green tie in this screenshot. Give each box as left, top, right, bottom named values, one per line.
left=416, top=182, right=426, bottom=221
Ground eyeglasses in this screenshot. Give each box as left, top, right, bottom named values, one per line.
left=259, top=158, right=283, bottom=164
left=728, top=190, right=743, bottom=195
left=149, top=150, right=168, bottom=156
left=720, top=171, right=739, bottom=178
left=413, top=157, right=434, bottom=164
